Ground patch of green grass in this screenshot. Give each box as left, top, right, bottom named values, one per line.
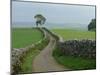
left=52, top=29, right=95, bottom=40
left=35, top=38, right=49, bottom=50
left=53, top=47, right=96, bottom=70
left=12, top=28, right=43, bottom=48
left=20, top=48, right=40, bottom=73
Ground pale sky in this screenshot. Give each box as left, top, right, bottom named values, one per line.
left=12, top=1, right=95, bottom=24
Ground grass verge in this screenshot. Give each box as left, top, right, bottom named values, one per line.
left=20, top=38, right=49, bottom=73
left=53, top=47, right=96, bottom=70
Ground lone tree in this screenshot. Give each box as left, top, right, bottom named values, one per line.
left=34, top=14, right=46, bottom=27
left=88, top=19, right=96, bottom=31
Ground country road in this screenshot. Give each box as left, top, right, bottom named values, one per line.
left=33, top=28, right=69, bottom=72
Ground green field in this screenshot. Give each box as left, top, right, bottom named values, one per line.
left=12, top=28, right=43, bottom=48
left=52, top=29, right=95, bottom=40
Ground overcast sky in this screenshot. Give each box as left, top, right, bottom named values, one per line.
left=12, top=1, right=95, bottom=24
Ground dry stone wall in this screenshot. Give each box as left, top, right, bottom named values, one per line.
left=57, top=40, right=96, bottom=59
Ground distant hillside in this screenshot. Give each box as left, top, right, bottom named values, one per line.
left=12, top=22, right=88, bottom=30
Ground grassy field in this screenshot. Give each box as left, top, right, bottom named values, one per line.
left=12, top=28, right=44, bottom=48
left=52, top=29, right=95, bottom=40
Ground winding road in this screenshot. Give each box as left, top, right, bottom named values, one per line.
left=33, top=28, right=69, bottom=72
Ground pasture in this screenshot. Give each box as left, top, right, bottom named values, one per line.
left=12, top=28, right=43, bottom=48
left=52, top=29, right=95, bottom=40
